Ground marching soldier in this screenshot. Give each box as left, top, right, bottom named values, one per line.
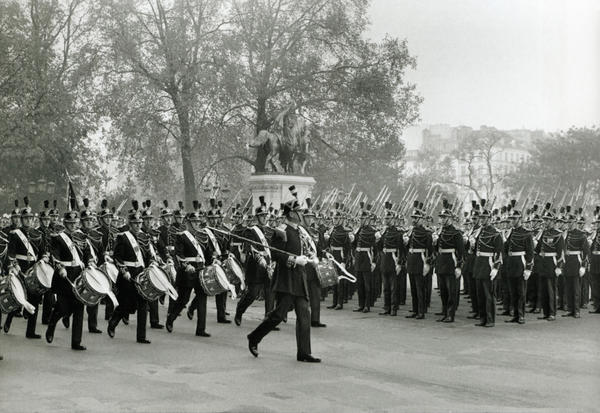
left=465, top=205, right=481, bottom=320
left=96, top=200, right=118, bottom=320
left=157, top=200, right=177, bottom=314
left=325, top=204, right=353, bottom=310
left=352, top=203, right=379, bottom=313
left=141, top=201, right=165, bottom=329
left=562, top=207, right=589, bottom=318
left=473, top=200, right=503, bottom=328
left=166, top=201, right=212, bottom=337
left=37, top=200, right=56, bottom=325
left=301, top=198, right=326, bottom=327
left=405, top=201, right=433, bottom=319
left=433, top=200, right=464, bottom=322
left=45, top=207, right=93, bottom=350
left=4, top=198, right=48, bottom=338
left=377, top=202, right=405, bottom=316
left=107, top=201, right=156, bottom=343
left=504, top=202, right=534, bottom=324
left=588, top=207, right=600, bottom=314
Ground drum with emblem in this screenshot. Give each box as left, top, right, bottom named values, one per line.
left=315, top=259, right=338, bottom=288
left=136, top=264, right=178, bottom=301
left=223, top=254, right=244, bottom=285
left=0, top=275, right=30, bottom=313
left=200, top=264, right=228, bottom=296
left=72, top=267, right=112, bottom=306
left=23, top=260, right=54, bottom=296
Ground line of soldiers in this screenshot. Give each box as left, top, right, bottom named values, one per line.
left=2, top=191, right=599, bottom=361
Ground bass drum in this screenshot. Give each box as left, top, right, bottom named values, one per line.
left=23, top=260, right=54, bottom=296
left=223, top=255, right=244, bottom=286
left=200, top=265, right=228, bottom=296
left=316, top=259, right=338, bottom=288
left=72, top=267, right=112, bottom=306
left=0, top=276, right=31, bottom=313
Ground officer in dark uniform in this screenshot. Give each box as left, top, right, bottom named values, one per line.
left=96, top=200, right=118, bottom=320
left=79, top=199, right=104, bottom=333
left=325, top=204, right=353, bottom=310
left=37, top=200, right=57, bottom=325
left=405, top=201, right=433, bottom=320
left=45, top=207, right=92, bottom=350
left=4, top=197, right=48, bottom=338
left=157, top=200, right=177, bottom=313
left=465, top=204, right=481, bottom=320
left=302, top=198, right=326, bottom=327
left=247, top=197, right=320, bottom=363
left=166, top=200, right=212, bottom=337
left=377, top=202, right=405, bottom=316
left=588, top=208, right=600, bottom=314
left=504, top=203, right=534, bottom=324
left=562, top=208, right=589, bottom=318
left=352, top=203, right=379, bottom=313
left=141, top=200, right=164, bottom=329
left=473, top=200, right=503, bottom=327
left=213, top=201, right=232, bottom=323
left=107, top=200, right=156, bottom=343
left=433, top=200, right=464, bottom=323
left=234, top=196, right=274, bottom=326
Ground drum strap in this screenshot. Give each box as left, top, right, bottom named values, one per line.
left=14, top=229, right=36, bottom=260
left=251, top=226, right=271, bottom=260
left=58, top=232, right=83, bottom=268
left=124, top=232, right=145, bottom=268
left=183, top=231, right=205, bottom=261
left=203, top=228, right=221, bottom=257
left=86, top=239, right=97, bottom=264
left=298, top=225, right=317, bottom=258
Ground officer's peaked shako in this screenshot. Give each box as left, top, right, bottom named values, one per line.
left=438, top=199, right=453, bottom=218
left=161, top=200, right=172, bottom=217
left=479, top=198, right=491, bottom=217
left=255, top=196, right=268, bottom=216
left=385, top=201, right=395, bottom=218
left=99, top=199, right=113, bottom=218
left=80, top=198, right=94, bottom=220
left=50, top=200, right=59, bottom=217
left=282, top=186, right=301, bottom=216
left=410, top=200, right=424, bottom=218
left=542, top=202, right=555, bottom=219
left=128, top=200, right=143, bottom=222
left=21, top=196, right=34, bottom=217
left=39, top=200, right=50, bottom=218
left=141, top=199, right=153, bottom=219
left=173, top=201, right=185, bottom=217
left=206, top=198, right=217, bottom=217
left=304, top=197, right=316, bottom=217
left=187, top=200, right=202, bottom=221
left=11, top=199, right=19, bottom=217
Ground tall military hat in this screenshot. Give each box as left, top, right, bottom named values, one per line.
left=508, top=199, right=522, bottom=219
left=384, top=201, right=395, bottom=218
left=232, top=203, right=243, bottom=218
left=39, top=200, right=51, bottom=219
left=438, top=199, right=453, bottom=218
left=186, top=200, right=202, bottom=221
left=576, top=207, right=585, bottom=224
left=282, top=186, right=301, bottom=216
left=304, top=197, right=316, bottom=217
left=410, top=200, right=425, bottom=218
left=563, top=205, right=576, bottom=223
left=21, top=197, right=34, bottom=218
left=592, top=206, right=600, bottom=223
left=206, top=198, right=218, bottom=218
left=542, top=202, right=555, bottom=220
left=49, top=200, right=59, bottom=217
left=80, top=198, right=95, bottom=220
left=173, top=201, right=185, bottom=217
left=98, top=199, right=112, bottom=218
left=10, top=199, right=20, bottom=218
left=160, top=200, right=172, bottom=217
left=64, top=197, right=79, bottom=223
left=216, top=200, right=224, bottom=218
left=128, top=200, right=143, bottom=223
left=478, top=199, right=490, bottom=217
left=141, top=199, right=153, bottom=219
left=255, top=196, right=268, bottom=216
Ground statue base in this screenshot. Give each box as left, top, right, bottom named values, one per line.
left=248, top=174, right=316, bottom=211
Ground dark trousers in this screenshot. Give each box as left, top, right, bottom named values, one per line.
left=564, top=276, right=581, bottom=315
left=408, top=273, right=425, bottom=316
left=500, top=273, right=510, bottom=312
left=236, top=281, right=275, bottom=318
left=424, top=272, right=433, bottom=310
left=248, top=292, right=311, bottom=357
left=109, top=294, right=148, bottom=341
left=41, top=291, right=56, bottom=324
left=539, top=276, right=556, bottom=317
left=105, top=298, right=114, bottom=320
left=169, top=281, right=207, bottom=334
left=7, top=293, right=42, bottom=336
left=332, top=279, right=347, bottom=307
left=438, top=273, right=457, bottom=318
left=149, top=300, right=160, bottom=325
left=507, top=277, right=526, bottom=319
left=557, top=276, right=566, bottom=308
left=371, top=267, right=381, bottom=306
left=467, top=272, right=479, bottom=314
left=87, top=304, right=99, bottom=331
left=382, top=270, right=399, bottom=311
left=49, top=293, right=84, bottom=346
left=306, top=266, right=321, bottom=323
left=580, top=272, right=590, bottom=308
left=591, top=272, right=600, bottom=311
left=476, top=278, right=495, bottom=325
left=356, top=270, right=372, bottom=309
left=216, top=292, right=227, bottom=321
left=396, top=268, right=407, bottom=304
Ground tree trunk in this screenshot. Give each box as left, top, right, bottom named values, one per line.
left=173, top=94, right=197, bottom=208
left=254, top=96, right=269, bottom=172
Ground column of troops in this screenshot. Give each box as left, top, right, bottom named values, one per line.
left=1, top=190, right=599, bottom=361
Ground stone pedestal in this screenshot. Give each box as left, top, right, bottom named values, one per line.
left=247, top=174, right=316, bottom=210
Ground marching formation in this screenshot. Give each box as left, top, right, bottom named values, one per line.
left=1, top=184, right=600, bottom=364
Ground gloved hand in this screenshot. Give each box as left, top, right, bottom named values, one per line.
left=258, top=256, right=267, bottom=268
left=579, top=267, right=586, bottom=277
left=295, top=255, right=308, bottom=267
left=42, top=254, right=50, bottom=264
left=455, top=267, right=462, bottom=279
left=348, top=233, right=355, bottom=243
left=87, top=260, right=97, bottom=268
left=423, top=263, right=430, bottom=276
left=371, top=263, right=376, bottom=272
left=403, top=235, right=410, bottom=245
left=186, top=264, right=195, bottom=273
left=395, top=264, right=401, bottom=275
left=490, top=268, right=498, bottom=280
left=432, top=234, right=439, bottom=244
left=105, top=254, right=114, bottom=264
left=555, top=268, right=562, bottom=277
left=59, top=267, right=67, bottom=278
left=123, top=271, right=131, bottom=281
left=524, top=269, right=532, bottom=280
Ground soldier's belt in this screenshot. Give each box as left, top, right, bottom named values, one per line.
left=15, top=254, right=36, bottom=262
left=383, top=248, right=398, bottom=253
left=438, top=248, right=455, bottom=253
left=476, top=252, right=494, bottom=257
left=331, top=247, right=344, bottom=251
left=122, top=260, right=144, bottom=268
left=508, top=251, right=526, bottom=256
left=55, top=259, right=82, bottom=268
left=166, top=246, right=175, bottom=251
left=409, top=248, right=425, bottom=253
left=565, top=251, right=582, bottom=255
left=231, top=243, right=242, bottom=247
left=592, top=251, right=600, bottom=255
left=356, top=247, right=371, bottom=252
left=539, top=252, right=558, bottom=257
left=178, top=256, right=204, bottom=263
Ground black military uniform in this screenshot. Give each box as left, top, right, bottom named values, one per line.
left=464, top=208, right=481, bottom=318
left=326, top=206, right=352, bottom=310
left=141, top=201, right=165, bottom=329
left=107, top=201, right=156, bottom=343
left=37, top=200, right=57, bottom=325
left=504, top=208, right=534, bottom=324
left=434, top=205, right=464, bottom=322
left=377, top=203, right=405, bottom=316
left=352, top=204, right=378, bottom=313
left=247, top=198, right=320, bottom=363
left=406, top=202, right=433, bottom=319
left=588, top=210, right=600, bottom=314
left=4, top=199, right=48, bottom=338
left=96, top=200, right=118, bottom=320
left=46, top=209, right=92, bottom=350
left=213, top=204, right=231, bottom=324
left=301, top=198, right=325, bottom=327
left=563, top=213, right=589, bottom=318
left=473, top=204, right=503, bottom=327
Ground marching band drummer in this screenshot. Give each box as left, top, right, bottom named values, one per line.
left=107, top=201, right=157, bottom=344
left=325, top=204, right=353, bottom=310
left=4, top=197, right=48, bottom=339
left=166, top=201, right=213, bottom=337
left=141, top=201, right=165, bottom=330
left=45, top=205, right=93, bottom=350
left=301, top=198, right=326, bottom=328
left=377, top=202, right=405, bottom=317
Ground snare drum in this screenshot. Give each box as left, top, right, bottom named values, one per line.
left=200, top=265, right=228, bottom=296
left=315, top=259, right=338, bottom=288
left=0, top=275, right=29, bottom=313
left=136, top=265, right=171, bottom=301
left=72, top=267, right=112, bottom=306
left=23, top=260, right=54, bottom=296
left=223, top=255, right=244, bottom=285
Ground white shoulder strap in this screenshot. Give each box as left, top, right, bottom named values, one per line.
left=58, top=232, right=83, bottom=267
left=14, top=229, right=36, bottom=258
left=251, top=226, right=271, bottom=259
left=203, top=228, right=221, bottom=257
left=183, top=230, right=206, bottom=261
left=124, top=231, right=145, bottom=267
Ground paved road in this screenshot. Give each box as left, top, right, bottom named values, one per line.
left=1, top=292, right=599, bottom=413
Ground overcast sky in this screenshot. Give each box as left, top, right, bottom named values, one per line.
left=368, top=0, right=599, bottom=134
